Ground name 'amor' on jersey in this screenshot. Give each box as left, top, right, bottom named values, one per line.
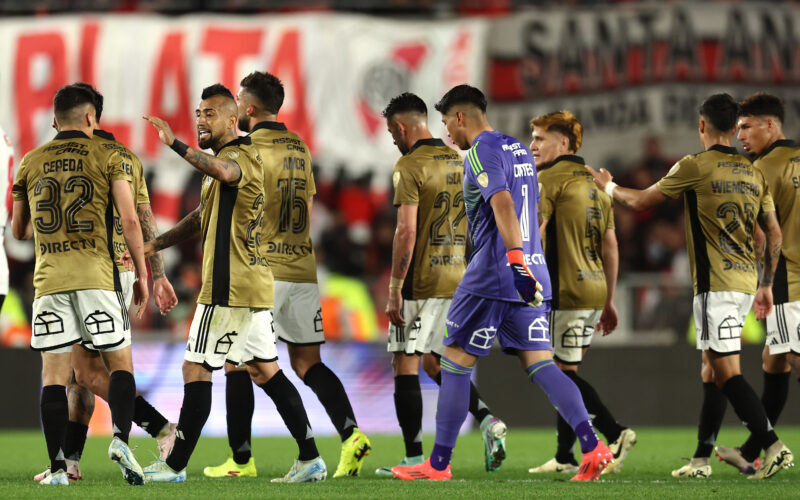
left=458, top=130, right=552, bottom=303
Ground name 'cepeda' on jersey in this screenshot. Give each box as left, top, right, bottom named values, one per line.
left=197, top=136, right=274, bottom=308
left=92, top=130, right=150, bottom=274
left=656, top=145, right=775, bottom=296
left=539, top=155, right=614, bottom=310
left=249, top=122, right=317, bottom=283
left=393, top=138, right=467, bottom=300
left=12, top=130, right=130, bottom=298
left=754, top=140, right=800, bottom=304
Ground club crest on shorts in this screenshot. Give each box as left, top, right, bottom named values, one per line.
left=84, top=311, right=115, bottom=335
left=718, top=316, right=742, bottom=340
left=33, top=311, right=64, bottom=336
left=214, top=331, right=238, bottom=355
left=469, top=327, right=497, bottom=350
left=528, top=317, right=549, bottom=341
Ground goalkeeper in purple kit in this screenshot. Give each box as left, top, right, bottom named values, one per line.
left=392, top=85, right=613, bottom=482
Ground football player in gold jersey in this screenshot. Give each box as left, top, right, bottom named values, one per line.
left=528, top=110, right=636, bottom=475
left=33, top=83, right=179, bottom=483
left=378, top=92, right=506, bottom=475
left=139, top=84, right=325, bottom=483
left=588, top=93, right=793, bottom=479
left=200, top=71, right=370, bottom=480
left=12, top=84, right=149, bottom=486
left=716, top=93, right=800, bottom=473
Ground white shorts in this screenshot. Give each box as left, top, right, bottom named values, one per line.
left=273, top=281, right=324, bottom=345
left=549, top=309, right=602, bottom=365
left=120, top=271, right=135, bottom=309
left=387, top=298, right=451, bottom=356
left=185, top=304, right=278, bottom=370
left=0, top=233, right=8, bottom=296
left=693, top=291, right=754, bottom=354
left=32, top=289, right=131, bottom=353
left=766, top=301, right=800, bottom=355
left=81, top=272, right=135, bottom=352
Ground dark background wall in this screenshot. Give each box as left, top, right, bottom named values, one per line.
left=477, top=344, right=800, bottom=427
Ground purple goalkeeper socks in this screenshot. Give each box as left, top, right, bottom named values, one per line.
left=526, top=359, right=598, bottom=453
left=431, top=356, right=473, bottom=471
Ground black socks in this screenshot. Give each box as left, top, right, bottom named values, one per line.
left=740, top=371, right=790, bottom=462
left=225, top=371, right=254, bottom=464
left=304, top=362, right=357, bottom=442
left=722, top=375, right=778, bottom=452
left=108, top=370, right=136, bottom=443
left=41, top=385, right=68, bottom=473
left=133, top=395, right=169, bottom=438
left=394, top=375, right=423, bottom=457
left=63, top=421, right=88, bottom=462
left=260, top=370, right=318, bottom=461
left=564, top=370, right=624, bottom=444
left=694, top=382, right=727, bottom=458
left=166, top=381, right=212, bottom=472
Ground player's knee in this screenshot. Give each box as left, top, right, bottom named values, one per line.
left=421, top=354, right=440, bottom=379
left=393, top=353, right=420, bottom=376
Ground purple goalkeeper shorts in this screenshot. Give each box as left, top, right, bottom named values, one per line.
left=443, top=289, right=552, bottom=357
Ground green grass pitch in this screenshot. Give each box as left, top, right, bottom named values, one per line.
left=1, top=427, right=799, bottom=498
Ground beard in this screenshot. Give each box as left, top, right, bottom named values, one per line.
left=198, top=132, right=213, bottom=150
left=237, top=116, right=251, bottom=133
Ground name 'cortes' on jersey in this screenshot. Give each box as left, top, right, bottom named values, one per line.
left=458, top=130, right=551, bottom=303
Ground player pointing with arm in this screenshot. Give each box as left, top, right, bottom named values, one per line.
left=392, top=85, right=612, bottom=482
left=588, top=93, right=792, bottom=480
left=141, top=84, right=325, bottom=484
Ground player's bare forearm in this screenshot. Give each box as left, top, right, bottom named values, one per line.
left=183, top=147, right=241, bottom=185
left=152, top=206, right=201, bottom=252
left=754, top=225, right=766, bottom=283
left=11, top=199, right=31, bottom=240
left=489, top=190, right=523, bottom=250
left=137, top=203, right=166, bottom=280
left=602, top=228, right=619, bottom=302
left=392, top=204, right=418, bottom=279
left=757, top=210, right=782, bottom=286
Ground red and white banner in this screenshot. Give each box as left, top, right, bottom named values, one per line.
left=487, top=2, right=800, bottom=166
left=0, top=14, right=487, bottom=221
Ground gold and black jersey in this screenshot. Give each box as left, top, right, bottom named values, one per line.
left=93, top=130, right=150, bottom=273
left=12, top=130, right=130, bottom=298
left=392, top=138, right=467, bottom=300
left=539, top=155, right=614, bottom=310
left=197, top=136, right=274, bottom=308
left=754, top=139, right=800, bottom=304
left=249, top=122, right=317, bottom=283
left=656, top=144, right=775, bottom=296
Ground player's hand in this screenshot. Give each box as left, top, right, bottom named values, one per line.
left=133, top=274, right=150, bottom=320
left=507, top=248, right=544, bottom=308
left=153, top=276, right=178, bottom=315
left=754, top=286, right=773, bottom=320
left=596, top=301, right=618, bottom=336
left=585, top=165, right=613, bottom=192
left=143, top=115, right=176, bottom=147
left=386, top=290, right=405, bottom=327
left=119, top=251, right=134, bottom=271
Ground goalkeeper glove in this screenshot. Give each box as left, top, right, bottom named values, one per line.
left=507, top=248, right=544, bottom=307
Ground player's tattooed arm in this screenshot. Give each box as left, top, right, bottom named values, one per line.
left=137, top=203, right=166, bottom=279
left=150, top=206, right=202, bottom=253
left=142, top=114, right=241, bottom=185
left=182, top=147, right=242, bottom=185
left=387, top=204, right=418, bottom=327
left=757, top=210, right=782, bottom=287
